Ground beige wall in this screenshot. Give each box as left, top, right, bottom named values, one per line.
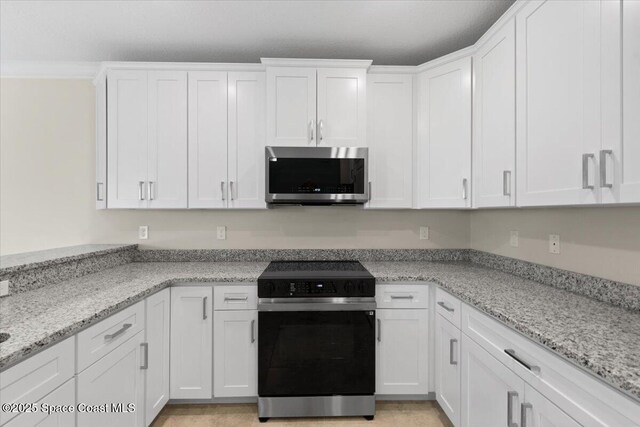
left=0, top=78, right=469, bottom=254
left=1, top=78, right=639, bottom=285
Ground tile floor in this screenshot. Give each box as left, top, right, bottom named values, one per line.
left=151, top=401, right=453, bottom=427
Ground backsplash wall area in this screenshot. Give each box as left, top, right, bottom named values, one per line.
left=1, top=78, right=639, bottom=285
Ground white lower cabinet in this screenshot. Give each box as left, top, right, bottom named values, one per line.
left=213, top=310, right=258, bottom=397
left=435, top=313, right=461, bottom=427
left=4, top=379, right=76, bottom=427
left=522, top=384, right=581, bottom=427
left=144, top=289, right=170, bottom=424
left=77, top=331, right=146, bottom=427
left=376, top=308, right=428, bottom=395
left=170, top=286, right=213, bottom=399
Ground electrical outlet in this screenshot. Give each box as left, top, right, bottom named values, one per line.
left=138, top=225, right=149, bottom=240
left=217, top=226, right=227, bottom=240
left=549, top=234, right=560, bottom=254
left=0, top=280, right=9, bottom=297
left=510, top=231, right=519, bottom=247
left=420, top=226, right=429, bottom=240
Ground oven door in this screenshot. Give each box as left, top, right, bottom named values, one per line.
left=265, top=146, right=369, bottom=205
left=258, top=309, right=375, bottom=397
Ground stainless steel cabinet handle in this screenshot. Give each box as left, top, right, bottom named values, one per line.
left=521, top=402, right=532, bottom=427
left=148, top=181, right=154, bottom=201
left=437, top=301, right=455, bottom=312
left=221, top=181, right=225, bottom=201
left=309, top=120, right=315, bottom=143
left=251, top=319, right=256, bottom=343
left=582, top=153, right=595, bottom=189
left=377, top=319, right=381, bottom=342
left=368, top=182, right=372, bottom=199
left=224, top=296, right=249, bottom=302
left=104, top=323, right=132, bottom=341
left=390, top=295, right=414, bottom=300
left=449, top=339, right=458, bottom=365
left=139, top=181, right=145, bottom=201
left=230, top=181, right=235, bottom=200
left=505, top=349, right=541, bottom=374
left=462, top=178, right=468, bottom=200
left=140, top=342, right=148, bottom=369
left=507, top=391, right=519, bottom=427
left=318, top=120, right=324, bottom=142
left=203, top=296, right=208, bottom=320
left=96, top=182, right=104, bottom=201
left=503, top=170, right=511, bottom=196
left=600, top=149, right=613, bottom=188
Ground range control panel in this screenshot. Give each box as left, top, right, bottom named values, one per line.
left=258, top=279, right=375, bottom=298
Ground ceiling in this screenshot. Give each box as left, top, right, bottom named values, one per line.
left=0, top=0, right=514, bottom=66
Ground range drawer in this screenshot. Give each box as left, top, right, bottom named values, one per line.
left=0, top=337, right=75, bottom=426
left=214, top=285, right=257, bottom=310
left=76, top=300, right=145, bottom=373
left=376, top=283, right=429, bottom=309
left=435, top=287, right=461, bottom=328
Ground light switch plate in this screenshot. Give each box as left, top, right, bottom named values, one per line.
left=138, top=225, right=149, bottom=240
left=510, top=231, right=519, bottom=247
left=0, top=280, right=9, bottom=297
left=420, top=226, right=429, bottom=240
left=217, top=226, right=227, bottom=240
left=549, top=234, right=560, bottom=254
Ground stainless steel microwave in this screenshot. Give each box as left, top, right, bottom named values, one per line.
left=265, top=146, right=369, bottom=206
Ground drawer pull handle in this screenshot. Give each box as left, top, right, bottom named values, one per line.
left=437, top=301, right=455, bottom=312
left=224, top=296, right=249, bottom=302
left=203, top=296, right=208, bottom=320
left=104, top=323, right=132, bottom=341
left=521, top=402, right=532, bottom=427
left=251, top=319, right=256, bottom=343
left=377, top=319, right=382, bottom=342
left=505, top=349, right=541, bottom=374
left=390, top=295, right=414, bottom=300
left=449, top=339, right=458, bottom=365
left=140, top=342, right=148, bottom=370
left=507, top=391, right=519, bottom=427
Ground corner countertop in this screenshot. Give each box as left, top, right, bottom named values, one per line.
left=1, top=260, right=638, bottom=402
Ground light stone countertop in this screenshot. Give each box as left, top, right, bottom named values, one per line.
left=1, top=260, right=638, bottom=402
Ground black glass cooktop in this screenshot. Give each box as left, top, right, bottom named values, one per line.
left=259, top=260, right=373, bottom=279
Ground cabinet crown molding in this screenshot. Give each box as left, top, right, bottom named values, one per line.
left=261, top=58, right=372, bottom=69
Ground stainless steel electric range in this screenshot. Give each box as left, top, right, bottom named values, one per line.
left=257, top=261, right=376, bottom=423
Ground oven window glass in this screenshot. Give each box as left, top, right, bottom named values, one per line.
left=268, top=158, right=365, bottom=194
left=258, top=311, right=375, bottom=397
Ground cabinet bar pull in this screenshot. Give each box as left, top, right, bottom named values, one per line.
left=139, top=181, right=145, bottom=201
left=503, top=170, right=511, bottom=196
left=437, top=301, right=455, bottom=312
left=230, top=181, right=235, bottom=200
left=505, top=349, right=541, bottom=374
left=318, top=120, right=324, bottom=142
left=390, top=295, right=414, bottom=300
left=224, top=296, right=249, bottom=301
left=96, top=182, right=104, bottom=201
left=148, top=181, right=154, bottom=200
left=449, top=339, right=458, bottom=365
left=377, top=319, right=381, bottom=342
left=507, top=391, right=519, bottom=427
left=140, top=343, right=148, bottom=369
left=221, top=181, right=225, bottom=201
left=251, top=319, right=256, bottom=343
left=104, top=323, right=132, bottom=341
left=599, top=149, right=613, bottom=188
left=203, top=296, right=208, bottom=320
left=309, top=120, right=315, bottom=143
left=521, top=402, right=532, bottom=427
left=582, top=153, right=595, bottom=189
left=462, top=178, right=468, bottom=200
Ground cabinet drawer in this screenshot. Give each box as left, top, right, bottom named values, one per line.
left=0, top=337, right=75, bottom=426
left=76, top=301, right=145, bottom=373
left=214, top=285, right=257, bottom=310
left=376, top=284, right=429, bottom=309
left=435, top=287, right=461, bottom=328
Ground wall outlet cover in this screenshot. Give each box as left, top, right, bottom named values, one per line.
left=217, top=226, right=227, bottom=240
left=510, top=231, right=519, bottom=247
left=138, top=225, right=149, bottom=240
left=0, top=280, right=9, bottom=297
left=420, top=226, right=429, bottom=240
left=549, top=234, right=560, bottom=254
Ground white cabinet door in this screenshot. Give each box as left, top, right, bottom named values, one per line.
left=522, top=384, right=581, bottom=427
left=266, top=67, right=316, bottom=146
left=473, top=20, right=516, bottom=208
left=317, top=68, right=366, bottom=147
left=4, top=379, right=75, bottom=427
left=228, top=72, right=267, bottom=209
left=107, top=70, right=148, bottom=209
left=416, top=57, right=472, bottom=208
left=77, top=331, right=145, bottom=427
left=144, top=289, right=170, bottom=425
left=188, top=71, right=228, bottom=208
left=96, top=76, right=107, bottom=209
left=147, top=71, right=188, bottom=208
left=170, top=286, right=212, bottom=399
left=461, top=334, right=524, bottom=427
left=435, top=314, right=461, bottom=427
left=366, top=74, right=413, bottom=208
left=213, top=310, right=258, bottom=397
left=516, top=0, right=603, bottom=206
left=376, top=309, right=428, bottom=395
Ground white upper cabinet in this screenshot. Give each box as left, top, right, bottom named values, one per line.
left=473, top=20, right=516, bottom=208
left=316, top=68, right=366, bottom=147
left=266, top=67, right=317, bottom=146
left=188, top=71, right=228, bottom=208
left=366, top=73, right=413, bottom=208
left=107, top=70, right=148, bottom=209
left=516, top=0, right=611, bottom=206
left=228, top=72, right=267, bottom=209
left=416, top=56, right=472, bottom=208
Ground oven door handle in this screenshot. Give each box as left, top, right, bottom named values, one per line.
left=258, top=302, right=376, bottom=312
